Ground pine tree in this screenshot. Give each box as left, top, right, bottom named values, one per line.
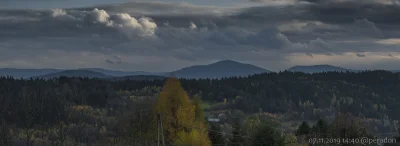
left=296, top=121, right=311, bottom=136
left=209, top=123, right=225, bottom=145
left=252, top=124, right=285, bottom=146
left=229, top=122, right=246, bottom=146
left=312, top=119, right=328, bottom=135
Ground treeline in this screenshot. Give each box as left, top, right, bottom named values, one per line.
left=0, top=76, right=161, bottom=145
left=180, top=71, right=400, bottom=120
left=1, top=71, right=400, bottom=145
left=1, top=70, right=400, bottom=120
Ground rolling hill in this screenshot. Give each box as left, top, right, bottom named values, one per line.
left=35, top=70, right=112, bottom=79
left=113, top=75, right=167, bottom=81
left=80, top=68, right=156, bottom=77
left=287, top=65, right=352, bottom=73
left=7, top=62, right=390, bottom=79
left=0, top=68, right=62, bottom=79
left=171, top=60, right=269, bottom=79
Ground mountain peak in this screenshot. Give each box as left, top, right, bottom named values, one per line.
left=214, top=60, right=238, bottom=64
left=172, top=60, right=269, bottom=78
left=208, top=60, right=246, bottom=66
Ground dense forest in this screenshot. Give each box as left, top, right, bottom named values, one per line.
left=1, top=71, right=400, bottom=145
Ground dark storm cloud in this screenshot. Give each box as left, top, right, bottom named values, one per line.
left=2, top=1, right=400, bottom=70
left=0, top=3, right=394, bottom=57
left=226, top=0, right=400, bottom=43
left=0, top=6, right=299, bottom=65
left=240, top=0, right=400, bottom=31
left=352, top=18, right=383, bottom=38
left=297, top=0, right=400, bottom=25
left=91, top=1, right=230, bottom=15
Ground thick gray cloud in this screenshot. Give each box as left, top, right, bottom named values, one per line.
left=105, top=59, right=115, bottom=64
left=113, top=55, right=122, bottom=61
left=296, top=0, right=400, bottom=24
left=1, top=0, right=400, bottom=71
left=356, top=53, right=367, bottom=57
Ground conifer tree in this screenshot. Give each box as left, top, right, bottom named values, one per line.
left=209, top=123, right=225, bottom=145
left=230, top=122, right=246, bottom=146
left=252, top=124, right=285, bottom=146
left=296, top=121, right=311, bottom=136
left=312, top=119, right=328, bottom=135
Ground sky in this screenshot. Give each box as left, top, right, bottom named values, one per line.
left=1, top=0, right=400, bottom=72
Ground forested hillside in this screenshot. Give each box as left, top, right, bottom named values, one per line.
left=181, top=71, right=400, bottom=120
left=0, top=71, right=400, bottom=145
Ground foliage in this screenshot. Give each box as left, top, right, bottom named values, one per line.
left=0, top=71, right=400, bottom=145
left=175, top=129, right=211, bottom=146
left=311, top=119, right=328, bottom=135
left=153, top=77, right=211, bottom=145
left=327, top=113, right=372, bottom=139
left=208, top=123, right=225, bottom=145
left=252, top=124, right=285, bottom=146
left=296, top=121, right=311, bottom=136
left=229, top=122, right=246, bottom=146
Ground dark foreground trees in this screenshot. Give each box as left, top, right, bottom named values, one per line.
left=229, top=122, right=246, bottom=146
left=208, top=123, right=225, bottom=145
left=252, top=124, right=285, bottom=146
left=296, top=121, right=311, bottom=136
left=295, top=113, right=378, bottom=146
left=0, top=71, right=399, bottom=145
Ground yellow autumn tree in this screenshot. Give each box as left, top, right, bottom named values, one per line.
left=154, top=77, right=211, bottom=146
left=175, top=129, right=211, bottom=146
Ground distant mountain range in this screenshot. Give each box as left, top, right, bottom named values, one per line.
left=0, top=60, right=271, bottom=79
left=287, top=65, right=353, bottom=73
left=112, top=75, right=167, bottom=81
left=81, top=68, right=159, bottom=77
left=171, top=60, right=269, bottom=79
left=0, top=68, right=61, bottom=78
left=1, top=61, right=399, bottom=79
left=36, top=70, right=113, bottom=79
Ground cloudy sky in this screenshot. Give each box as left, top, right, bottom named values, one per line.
left=1, top=0, right=400, bottom=72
